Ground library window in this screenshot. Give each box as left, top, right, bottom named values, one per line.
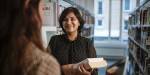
left=124, top=20, right=128, bottom=30
left=124, top=0, right=130, bottom=10
left=98, top=20, right=102, bottom=26
left=98, top=1, right=102, bottom=14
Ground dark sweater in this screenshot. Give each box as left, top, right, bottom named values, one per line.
left=48, top=34, right=98, bottom=75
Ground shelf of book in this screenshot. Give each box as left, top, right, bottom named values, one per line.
left=128, top=38, right=149, bottom=74
left=128, top=0, right=150, bottom=75
left=129, top=36, right=149, bottom=53
left=129, top=49, right=144, bottom=74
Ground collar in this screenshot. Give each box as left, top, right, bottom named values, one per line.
left=62, top=34, right=81, bottom=43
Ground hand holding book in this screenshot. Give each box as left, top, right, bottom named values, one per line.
left=62, top=58, right=107, bottom=75
left=78, top=58, right=107, bottom=70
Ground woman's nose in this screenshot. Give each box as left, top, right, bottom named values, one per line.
left=66, top=20, right=71, bottom=25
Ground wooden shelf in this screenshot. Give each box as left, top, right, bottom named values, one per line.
left=141, top=25, right=150, bottom=28
left=129, top=25, right=150, bottom=29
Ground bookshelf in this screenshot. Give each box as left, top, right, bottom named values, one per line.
left=80, top=10, right=95, bottom=40
left=127, top=0, right=150, bottom=75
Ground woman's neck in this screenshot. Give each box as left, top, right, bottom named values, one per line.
left=67, top=32, right=78, bottom=41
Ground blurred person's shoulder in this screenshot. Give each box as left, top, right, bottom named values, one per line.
left=23, top=42, right=61, bottom=75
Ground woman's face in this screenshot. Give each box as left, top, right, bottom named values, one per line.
left=62, top=12, right=80, bottom=34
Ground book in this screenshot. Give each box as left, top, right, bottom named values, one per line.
left=107, top=59, right=125, bottom=69
left=106, top=66, right=119, bottom=75
left=142, top=10, right=148, bottom=25
left=80, top=58, right=107, bottom=69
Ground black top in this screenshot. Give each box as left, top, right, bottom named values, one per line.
left=48, top=34, right=98, bottom=75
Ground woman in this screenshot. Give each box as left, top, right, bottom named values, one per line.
left=48, top=7, right=98, bottom=75
left=0, top=0, right=60, bottom=75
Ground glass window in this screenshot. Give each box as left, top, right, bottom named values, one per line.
left=124, top=20, right=128, bottom=30
left=98, top=20, right=102, bottom=26
left=125, top=0, right=130, bottom=10
left=98, top=1, right=102, bottom=14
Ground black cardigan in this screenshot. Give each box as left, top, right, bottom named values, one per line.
left=48, top=34, right=98, bottom=75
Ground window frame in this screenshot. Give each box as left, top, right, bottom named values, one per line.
left=98, top=0, right=103, bottom=14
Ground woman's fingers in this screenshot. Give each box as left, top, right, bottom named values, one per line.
left=79, top=64, right=91, bottom=75
left=78, top=65, right=82, bottom=72
left=82, top=64, right=93, bottom=72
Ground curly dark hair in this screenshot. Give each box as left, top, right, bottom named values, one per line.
left=59, top=7, right=85, bottom=34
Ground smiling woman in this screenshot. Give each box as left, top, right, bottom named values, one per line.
left=48, top=7, right=98, bottom=75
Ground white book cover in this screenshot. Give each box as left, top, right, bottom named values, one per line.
left=80, top=58, right=107, bottom=69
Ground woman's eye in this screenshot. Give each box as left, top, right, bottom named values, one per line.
left=71, top=18, right=76, bottom=21
left=63, top=19, right=68, bottom=21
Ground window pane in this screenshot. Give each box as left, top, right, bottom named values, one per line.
left=98, top=1, right=102, bottom=14
left=98, top=20, right=102, bottom=26
left=94, top=19, right=109, bottom=41
left=125, top=0, right=130, bottom=10
left=124, top=20, right=128, bottom=30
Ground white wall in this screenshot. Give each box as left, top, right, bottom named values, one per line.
left=94, top=0, right=109, bottom=37
left=110, top=0, right=121, bottom=37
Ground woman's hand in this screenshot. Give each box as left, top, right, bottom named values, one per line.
left=72, top=62, right=92, bottom=75
left=78, top=64, right=92, bottom=75
left=62, top=63, right=92, bottom=75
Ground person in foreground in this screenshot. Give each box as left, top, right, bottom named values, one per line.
left=48, top=7, right=98, bottom=75
left=0, top=0, right=60, bottom=75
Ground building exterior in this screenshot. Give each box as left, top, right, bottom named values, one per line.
left=94, top=0, right=137, bottom=41
left=94, top=0, right=137, bottom=58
